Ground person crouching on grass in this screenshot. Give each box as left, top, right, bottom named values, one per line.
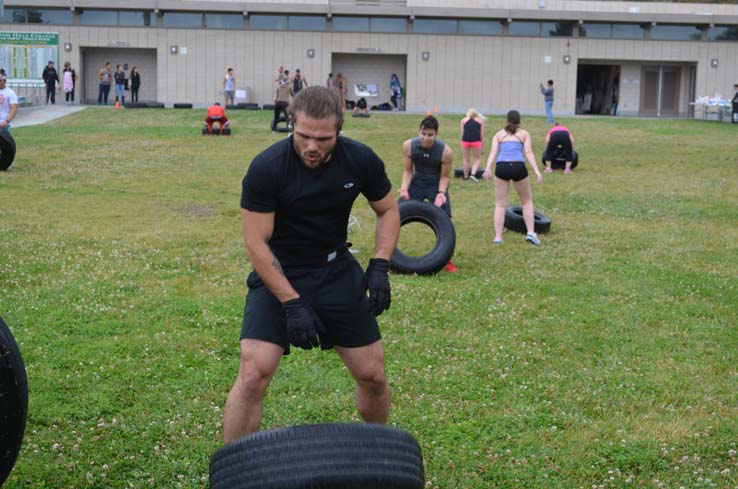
left=223, top=86, right=400, bottom=441
left=399, top=115, right=457, bottom=272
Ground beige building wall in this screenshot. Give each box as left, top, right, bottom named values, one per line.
left=2, top=18, right=737, bottom=115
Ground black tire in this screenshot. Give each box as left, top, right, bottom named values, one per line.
left=238, top=103, right=259, bottom=109
left=0, top=131, right=16, bottom=171
left=503, top=206, right=552, bottom=234
left=209, top=423, right=424, bottom=489
left=271, top=117, right=289, bottom=133
left=390, top=200, right=456, bottom=275
left=542, top=150, right=578, bottom=170
left=146, top=102, right=165, bottom=109
left=0, top=315, right=28, bottom=486
left=352, top=112, right=370, bottom=118
left=262, top=104, right=276, bottom=110
left=173, top=103, right=193, bottom=109
left=244, top=105, right=261, bottom=110
left=123, top=102, right=147, bottom=108
left=225, top=104, right=242, bottom=110
left=202, top=127, right=224, bottom=135
left=453, top=167, right=484, bottom=179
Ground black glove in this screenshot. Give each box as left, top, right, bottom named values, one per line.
left=282, top=298, right=320, bottom=350
left=364, top=258, right=391, bottom=316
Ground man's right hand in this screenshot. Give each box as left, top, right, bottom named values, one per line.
left=399, top=188, right=410, bottom=200
left=282, top=298, right=320, bottom=350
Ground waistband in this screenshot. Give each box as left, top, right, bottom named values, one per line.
left=278, top=243, right=351, bottom=268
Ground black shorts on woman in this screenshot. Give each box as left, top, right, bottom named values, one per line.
left=241, top=249, right=380, bottom=354
left=495, top=162, right=528, bottom=181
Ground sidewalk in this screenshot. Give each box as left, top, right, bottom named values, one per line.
left=13, top=103, right=87, bottom=128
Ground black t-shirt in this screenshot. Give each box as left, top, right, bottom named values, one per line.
left=241, top=136, right=391, bottom=266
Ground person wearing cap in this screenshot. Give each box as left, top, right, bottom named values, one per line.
left=203, top=102, right=230, bottom=135
left=0, top=74, right=18, bottom=132
left=42, top=61, right=59, bottom=105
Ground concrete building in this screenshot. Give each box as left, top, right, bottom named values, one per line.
left=1, top=0, right=737, bottom=116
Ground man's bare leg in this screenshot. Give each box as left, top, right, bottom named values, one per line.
left=223, top=339, right=283, bottom=442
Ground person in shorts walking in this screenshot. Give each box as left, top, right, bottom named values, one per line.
left=223, top=86, right=400, bottom=441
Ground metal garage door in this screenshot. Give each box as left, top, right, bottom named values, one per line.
left=81, top=48, right=157, bottom=104
left=331, top=54, right=406, bottom=109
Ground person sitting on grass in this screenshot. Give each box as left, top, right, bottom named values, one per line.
left=542, top=121, right=575, bottom=174
left=353, top=97, right=369, bottom=115
left=204, top=102, right=230, bottom=135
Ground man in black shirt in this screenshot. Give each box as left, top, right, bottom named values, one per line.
left=732, top=84, right=738, bottom=123
left=42, top=61, right=58, bottom=105
left=223, top=86, right=400, bottom=441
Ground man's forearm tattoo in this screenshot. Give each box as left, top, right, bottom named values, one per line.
left=272, top=257, right=285, bottom=277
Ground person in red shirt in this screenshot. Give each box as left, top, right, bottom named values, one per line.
left=203, top=102, right=230, bottom=135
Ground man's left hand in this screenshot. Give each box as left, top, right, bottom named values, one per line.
left=364, top=258, right=391, bottom=316
left=434, top=192, right=447, bottom=208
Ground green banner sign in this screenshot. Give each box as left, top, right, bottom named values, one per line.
left=0, top=31, right=59, bottom=80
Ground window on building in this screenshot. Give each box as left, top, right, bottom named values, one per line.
left=542, top=22, right=574, bottom=37
left=708, top=25, right=738, bottom=41
left=249, top=15, right=287, bottom=30
left=458, top=20, right=503, bottom=36
left=370, top=17, right=407, bottom=33
left=80, top=10, right=119, bottom=26
left=333, top=16, right=369, bottom=32
left=162, top=12, right=203, bottom=28
left=509, top=21, right=541, bottom=37
left=414, top=18, right=458, bottom=35
left=119, top=11, right=153, bottom=27
left=611, top=24, right=645, bottom=39
left=288, top=16, right=325, bottom=31
left=205, top=13, right=243, bottom=29
left=651, top=24, right=703, bottom=41
left=578, top=23, right=611, bottom=38
left=26, top=9, right=74, bottom=25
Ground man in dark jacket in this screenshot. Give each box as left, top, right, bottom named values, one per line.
left=42, top=61, right=59, bottom=105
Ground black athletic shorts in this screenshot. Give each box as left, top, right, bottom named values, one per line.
left=543, top=130, right=573, bottom=161
left=495, top=162, right=528, bottom=182
left=240, top=253, right=380, bottom=353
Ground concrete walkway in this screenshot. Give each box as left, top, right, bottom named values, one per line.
left=13, top=103, right=87, bottom=128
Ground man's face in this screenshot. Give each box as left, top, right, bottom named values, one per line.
left=418, top=127, right=437, bottom=149
left=0, top=78, right=6, bottom=89
left=292, top=112, right=338, bottom=169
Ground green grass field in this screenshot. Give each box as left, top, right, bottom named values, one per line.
left=1, top=108, right=737, bottom=488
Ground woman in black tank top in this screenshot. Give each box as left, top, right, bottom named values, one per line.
left=459, top=108, right=486, bottom=180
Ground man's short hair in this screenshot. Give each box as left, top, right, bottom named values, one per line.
left=289, top=86, right=344, bottom=131
left=419, top=115, right=439, bottom=132
left=214, top=102, right=221, bottom=106
left=547, top=79, right=554, bottom=85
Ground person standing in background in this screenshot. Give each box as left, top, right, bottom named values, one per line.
left=98, top=62, right=112, bottom=105
left=42, top=61, right=58, bottom=105
left=326, top=72, right=334, bottom=91
left=459, top=108, right=486, bottom=181
left=390, top=74, right=403, bottom=111
left=114, top=64, right=126, bottom=105
left=130, top=67, right=141, bottom=103
left=223, top=68, right=235, bottom=106
left=62, top=62, right=77, bottom=105
left=292, top=69, right=307, bottom=95
left=335, top=73, right=347, bottom=112
left=732, top=83, right=738, bottom=123
left=540, top=80, right=555, bottom=124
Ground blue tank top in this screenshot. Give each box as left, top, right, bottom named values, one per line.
left=496, top=136, right=525, bottom=163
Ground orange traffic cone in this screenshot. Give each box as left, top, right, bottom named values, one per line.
left=115, top=101, right=120, bottom=109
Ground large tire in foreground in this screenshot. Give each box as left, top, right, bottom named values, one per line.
left=209, top=423, right=424, bottom=489
left=0, top=131, right=16, bottom=171
left=503, top=205, right=551, bottom=234
left=0, top=315, right=28, bottom=486
left=391, top=200, right=455, bottom=275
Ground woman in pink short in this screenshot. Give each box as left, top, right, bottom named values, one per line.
left=459, top=108, right=486, bottom=180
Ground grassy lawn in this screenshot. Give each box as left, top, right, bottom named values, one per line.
left=0, top=107, right=737, bottom=488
